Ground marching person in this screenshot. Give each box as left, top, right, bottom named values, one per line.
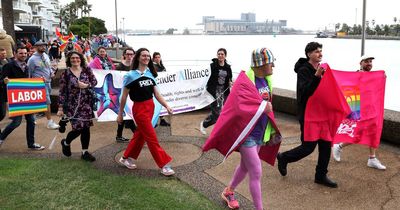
left=89, top=46, right=116, bottom=70
left=276, top=42, right=338, bottom=188
left=200, top=48, right=232, bottom=135
left=0, top=46, right=45, bottom=150
left=117, top=48, right=175, bottom=176
left=58, top=51, right=97, bottom=161
left=27, top=40, right=60, bottom=130
left=115, top=47, right=136, bottom=142
left=153, top=51, right=170, bottom=126
left=332, top=55, right=386, bottom=170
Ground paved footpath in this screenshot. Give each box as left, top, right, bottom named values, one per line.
left=1, top=110, right=399, bottom=210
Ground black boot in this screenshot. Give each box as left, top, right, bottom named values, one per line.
left=277, top=153, right=287, bottom=176
left=315, top=175, right=338, bottom=188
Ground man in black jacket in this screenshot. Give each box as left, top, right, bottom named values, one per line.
left=0, top=46, right=45, bottom=150
left=276, top=42, right=337, bottom=188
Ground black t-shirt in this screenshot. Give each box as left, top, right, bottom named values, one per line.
left=126, top=76, right=155, bottom=102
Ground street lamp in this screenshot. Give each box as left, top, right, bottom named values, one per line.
left=361, top=0, right=366, bottom=56
left=122, top=17, right=125, bottom=43
left=115, top=0, right=119, bottom=57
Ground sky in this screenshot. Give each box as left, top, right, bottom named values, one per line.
left=59, top=0, right=400, bottom=31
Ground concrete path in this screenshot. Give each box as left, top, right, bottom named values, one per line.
left=0, top=110, right=399, bottom=210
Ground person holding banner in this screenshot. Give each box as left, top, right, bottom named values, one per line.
left=115, top=47, right=136, bottom=142
left=276, top=42, right=338, bottom=188
left=0, top=46, right=45, bottom=150
left=57, top=51, right=97, bottom=162
left=117, top=48, right=175, bottom=176
left=200, top=48, right=232, bottom=135
left=153, top=51, right=170, bottom=127
left=332, top=55, right=386, bottom=170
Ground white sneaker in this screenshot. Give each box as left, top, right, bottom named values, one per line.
left=161, top=165, right=175, bottom=176
left=367, top=158, right=386, bottom=170
left=119, top=157, right=137, bottom=169
left=199, top=121, right=206, bottom=135
left=47, top=120, right=60, bottom=130
left=332, top=144, right=342, bottom=162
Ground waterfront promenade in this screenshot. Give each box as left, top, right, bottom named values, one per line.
left=0, top=109, right=399, bottom=209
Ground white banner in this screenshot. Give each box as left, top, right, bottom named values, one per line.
left=92, top=65, right=215, bottom=122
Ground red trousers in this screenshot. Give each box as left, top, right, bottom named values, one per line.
left=123, top=99, right=172, bottom=168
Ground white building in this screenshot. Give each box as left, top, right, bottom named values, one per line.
left=201, top=13, right=287, bottom=34
left=0, top=0, right=63, bottom=41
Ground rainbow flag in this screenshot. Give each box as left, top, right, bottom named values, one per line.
left=7, top=78, right=48, bottom=117
left=304, top=68, right=386, bottom=148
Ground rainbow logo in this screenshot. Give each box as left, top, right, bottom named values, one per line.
left=341, top=85, right=361, bottom=120
left=7, top=78, right=48, bottom=117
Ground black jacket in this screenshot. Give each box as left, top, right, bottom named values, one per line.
left=0, top=60, right=29, bottom=102
left=294, top=58, right=321, bottom=121
left=206, top=58, right=232, bottom=98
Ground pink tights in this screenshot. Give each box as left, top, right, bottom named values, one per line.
left=229, top=145, right=263, bottom=210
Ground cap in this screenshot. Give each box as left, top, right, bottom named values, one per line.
left=360, top=55, right=374, bottom=62
left=251, top=48, right=275, bottom=67
left=34, top=41, right=47, bottom=46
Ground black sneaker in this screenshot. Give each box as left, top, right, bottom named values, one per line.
left=160, top=119, right=170, bottom=126
left=61, top=139, right=71, bottom=157
left=81, top=151, right=96, bottom=162
left=116, top=136, right=130, bottom=142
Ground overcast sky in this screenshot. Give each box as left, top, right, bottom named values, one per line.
left=59, top=0, right=400, bottom=31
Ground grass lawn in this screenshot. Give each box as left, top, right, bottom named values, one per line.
left=0, top=158, right=222, bottom=210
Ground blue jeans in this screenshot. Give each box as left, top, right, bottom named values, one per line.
left=0, top=114, right=35, bottom=147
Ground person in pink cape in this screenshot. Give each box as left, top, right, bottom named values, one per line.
left=88, top=46, right=116, bottom=70
left=332, top=55, right=386, bottom=170
left=203, top=48, right=282, bottom=210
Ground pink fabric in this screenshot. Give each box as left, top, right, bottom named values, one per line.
left=230, top=145, right=263, bottom=210
left=304, top=68, right=386, bottom=148
left=202, top=71, right=281, bottom=166
left=304, top=68, right=351, bottom=142
left=88, top=56, right=116, bottom=70
left=333, top=70, right=386, bottom=148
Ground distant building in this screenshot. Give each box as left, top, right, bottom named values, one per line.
left=0, top=0, right=64, bottom=41
left=201, top=13, right=287, bottom=34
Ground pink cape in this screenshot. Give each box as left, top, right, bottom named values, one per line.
left=202, top=71, right=281, bottom=166
left=304, top=66, right=386, bottom=148
left=89, top=56, right=116, bottom=70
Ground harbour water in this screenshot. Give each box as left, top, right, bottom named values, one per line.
left=125, top=35, right=400, bottom=111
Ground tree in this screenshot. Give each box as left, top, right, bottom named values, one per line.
left=69, top=17, right=107, bottom=38
left=383, top=25, right=390, bottom=36
left=335, top=23, right=340, bottom=32
left=165, top=28, right=177, bottom=35
left=339, top=23, right=350, bottom=33
left=1, top=0, right=15, bottom=40
left=183, top=28, right=190, bottom=35
left=375, top=25, right=383, bottom=35
left=60, top=3, right=78, bottom=30
left=394, top=17, right=397, bottom=24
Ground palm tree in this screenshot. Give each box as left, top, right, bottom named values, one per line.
left=1, top=0, right=15, bottom=40
left=60, top=3, right=78, bottom=31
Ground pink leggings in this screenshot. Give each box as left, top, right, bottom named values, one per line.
left=229, top=145, right=263, bottom=210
